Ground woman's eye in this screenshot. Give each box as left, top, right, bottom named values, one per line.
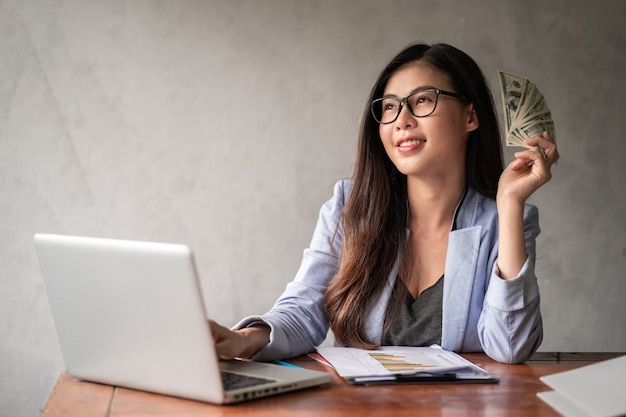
left=383, top=102, right=397, bottom=112
left=415, top=94, right=432, bottom=104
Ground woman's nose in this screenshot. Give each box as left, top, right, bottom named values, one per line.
left=395, top=103, right=417, bottom=129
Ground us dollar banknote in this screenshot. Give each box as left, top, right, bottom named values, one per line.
left=498, top=70, right=556, bottom=147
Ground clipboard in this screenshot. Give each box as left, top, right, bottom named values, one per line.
left=345, top=369, right=499, bottom=385
left=317, top=345, right=499, bottom=385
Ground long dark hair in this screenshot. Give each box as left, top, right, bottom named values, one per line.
left=325, top=43, right=504, bottom=349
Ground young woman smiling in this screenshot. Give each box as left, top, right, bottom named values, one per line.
left=209, top=43, right=559, bottom=364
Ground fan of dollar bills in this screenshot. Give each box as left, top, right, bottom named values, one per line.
left=497, top=70, right=556, bottom=147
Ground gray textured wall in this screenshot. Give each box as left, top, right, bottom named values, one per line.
left=1, top=1, right=625, bottom=415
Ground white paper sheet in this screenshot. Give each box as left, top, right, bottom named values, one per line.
left=317, top=345, right=496, bottom=383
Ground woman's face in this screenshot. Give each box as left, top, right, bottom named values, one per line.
left=378, top=61, right=478, bottom=180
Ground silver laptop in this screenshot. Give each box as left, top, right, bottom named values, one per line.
left=34, top=233, right=331, bottom=404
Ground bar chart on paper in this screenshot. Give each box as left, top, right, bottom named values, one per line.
left=317, top=346, right=472, bottom=378
left=316, top=346, right=500, bottom=384
left=367, top=352, right=435, bottom=373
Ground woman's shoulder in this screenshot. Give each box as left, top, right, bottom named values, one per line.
left=332, top=178, right=352, bottom=201
left=315, top=179, right=352, bottom=229
left=318, top=179, right=352, bottom=213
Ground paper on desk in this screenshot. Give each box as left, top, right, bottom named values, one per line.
left=316, top=345, right=495, bottom=382
left=537, top=354, right=626, bottom=417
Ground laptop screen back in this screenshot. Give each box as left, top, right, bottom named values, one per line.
left=34, top=233, right=226, bottom=403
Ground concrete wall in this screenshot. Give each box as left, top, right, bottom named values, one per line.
left=1, top=1, right=624, bottom=415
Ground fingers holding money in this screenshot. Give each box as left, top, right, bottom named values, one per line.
left=537, top=145, right=547, bottom=161
left=498, top=71, right=559, bottom=202
left=523, top=131, right=559, bottom=166
left=499, top=131, right=558, bottom=203
left=508, top=132, right=558, bottom=184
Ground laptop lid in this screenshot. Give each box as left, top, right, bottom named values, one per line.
left=34, top=233, right=331, bottom=404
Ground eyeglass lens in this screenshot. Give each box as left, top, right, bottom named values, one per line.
left=373, top=90, right=440, bottom=124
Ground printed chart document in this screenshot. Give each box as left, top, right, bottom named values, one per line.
left=316, top=345, right=499, bottom=385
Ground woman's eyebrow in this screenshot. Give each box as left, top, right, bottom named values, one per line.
left=382, top=85, right=438, bottom=98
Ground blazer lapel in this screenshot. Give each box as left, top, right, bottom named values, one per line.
left=441, top=225, right=481, bottom=351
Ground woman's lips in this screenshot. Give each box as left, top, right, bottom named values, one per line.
left=397, top=137, right=426, bottom=152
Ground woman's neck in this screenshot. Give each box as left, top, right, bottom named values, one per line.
left=406, top=175, right=466, bottom=232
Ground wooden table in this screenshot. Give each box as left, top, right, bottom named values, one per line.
left=41, top=352, right=623, bottom=417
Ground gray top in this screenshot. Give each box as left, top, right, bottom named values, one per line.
left=382, top=276, right=444, bottom=346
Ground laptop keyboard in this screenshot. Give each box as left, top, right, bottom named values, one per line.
left=221, top=371, right=276, bottom=390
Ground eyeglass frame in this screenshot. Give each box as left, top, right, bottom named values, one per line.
left=370, top=88, right=468, bottom=124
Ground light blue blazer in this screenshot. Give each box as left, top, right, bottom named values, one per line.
left=236, top=179, right=543, bottom=364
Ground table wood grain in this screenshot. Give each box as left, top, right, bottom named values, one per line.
left=41, top=352, right=624, bottom=417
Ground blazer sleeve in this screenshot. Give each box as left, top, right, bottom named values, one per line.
left=233, top=180, right=348, bottom=361
left=478, top=204, right=543, bottom=364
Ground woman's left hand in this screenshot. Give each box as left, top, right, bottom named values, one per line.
left=497, top=131, right=559, bottom=205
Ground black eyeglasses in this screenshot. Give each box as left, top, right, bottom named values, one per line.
left=371, top=88, right=467, bottom=124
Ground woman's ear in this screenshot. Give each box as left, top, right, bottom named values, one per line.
left=466, top=103, right=479, bottom=133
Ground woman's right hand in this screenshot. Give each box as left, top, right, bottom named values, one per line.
left=208, top=319, right=271, bottom=360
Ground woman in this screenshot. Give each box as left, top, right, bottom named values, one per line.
left=210, top=43, right=559, bottom=364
